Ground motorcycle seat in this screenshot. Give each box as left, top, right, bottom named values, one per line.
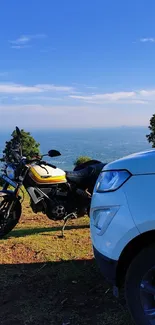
left=66, top=166, right=95, bottom=185
left=66, top=162, right=106, bottom=187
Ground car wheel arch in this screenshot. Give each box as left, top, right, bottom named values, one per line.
left=116, top=229, right=155, bottom=287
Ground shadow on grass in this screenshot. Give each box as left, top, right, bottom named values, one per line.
left=0, top=259, right=132, bottom=325
left=7, top=224, right=89, bottom=238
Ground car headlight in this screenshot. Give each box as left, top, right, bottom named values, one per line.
left=96, top=170, right=131, bottom=192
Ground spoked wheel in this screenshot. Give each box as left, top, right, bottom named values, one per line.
left=0, top=195, right=21, bottom=238
left=125, top=244, right=155, bottom=325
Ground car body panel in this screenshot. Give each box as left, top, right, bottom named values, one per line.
left=104, top=149, right=155, bottom=175
left=90, top=149, right=155, bottom=269
left=90, top=188, right=140, bottom=260
left=123, top=174, right=155, bottom=233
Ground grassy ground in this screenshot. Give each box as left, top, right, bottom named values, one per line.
left=0, top=195, right=134, bottom=325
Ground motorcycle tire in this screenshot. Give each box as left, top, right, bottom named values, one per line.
left=0, top=196, right=21, bottom=238
left=125, top=244, right=155, bottom=325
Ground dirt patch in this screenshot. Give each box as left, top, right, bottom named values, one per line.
left=0, top=243, right=45, bottom=264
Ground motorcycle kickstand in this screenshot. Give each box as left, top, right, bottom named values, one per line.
left=61, top=213, right=77, bottom=237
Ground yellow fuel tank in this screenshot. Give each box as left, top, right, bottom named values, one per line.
left=29, top=164, right=67, bottom=184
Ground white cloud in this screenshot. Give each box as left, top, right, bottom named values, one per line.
left=12, top=96, right=63, bottom=102
left=1, top=83, right=154, bottom=105
left=129, top=100, right=147, bottom=104
left=1, top=83, right=155, bottom=105
left=11, top=45, right=31, bottom=49
left=94, top=91, right=135, bottom=101
left=9, top=34, right=47, bottom=49
left=0, top=83, right=41, bottom=94
left=10, top=34, right=47, bottom=45
left=69, top=88, right=155, bottom=105
left=70, top=91, right=136, bottom=104
left=0, top=83, right=75, bottom=94
left=140, top=38, right=155, bottom=43
left=1, top=85, right=155, bottom=129
left=11, top=36, right=30, bottom=44
left=36, top=84, right=75, bottom=92
left=139, top=89, right=155, bottom=96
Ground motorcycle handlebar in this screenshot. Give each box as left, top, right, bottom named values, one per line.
left=25, top=158, right=41, bottom=164
left=8, top=152, right=57, bottom=170
left=25, top=159, right=57, bottom=169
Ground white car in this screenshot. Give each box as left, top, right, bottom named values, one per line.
left=90, top=149, right=155, bottom=325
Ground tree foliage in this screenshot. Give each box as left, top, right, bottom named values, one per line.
left=146, top=114, right=155, bottom=148
left=74, top=156, right=91, bottom=167
left=1, top=129, right=40, bottom=162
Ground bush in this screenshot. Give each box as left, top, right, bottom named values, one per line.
left=74, top=156, right=91, bottom=167
left=146, top=114, right=155, bottom=148
left=1, top=128, right=40, bottom=162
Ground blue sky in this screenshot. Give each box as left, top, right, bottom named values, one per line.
left=0, top=0, right=155, bottom=129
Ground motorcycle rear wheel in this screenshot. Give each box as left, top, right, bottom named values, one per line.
left=0, top=196, right=21, bottom=238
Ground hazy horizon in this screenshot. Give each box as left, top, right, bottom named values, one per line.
left=0, top=127, right=151, bottom=169
left=0, top=125, right=149, bottom=133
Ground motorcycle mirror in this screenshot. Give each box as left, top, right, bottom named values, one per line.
left=48, top=150, right=61, bottom=158
left=16, top=126, right=21, bottom=138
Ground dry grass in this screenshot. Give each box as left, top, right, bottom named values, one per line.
left=0, top=194, right=134, bottom=325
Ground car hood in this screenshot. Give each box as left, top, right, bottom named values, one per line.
left=104, top=149, right=155, bottom=175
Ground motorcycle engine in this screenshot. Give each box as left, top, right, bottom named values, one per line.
left=48, top=204, right=66, bottom=220
left=46, top=199, right=66, bottom=221
left=30, top=197, right=66, bottom=220
left=30, top=199, right=44, bottom=214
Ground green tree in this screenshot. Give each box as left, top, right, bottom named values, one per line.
left=146, top=114, right=155, bottom=148
left=74, top=156, right=91, bottom=167
left=1, top=129, right=40, bottom=162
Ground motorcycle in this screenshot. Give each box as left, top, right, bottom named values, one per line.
left=0, top=127, right=105, bottom=238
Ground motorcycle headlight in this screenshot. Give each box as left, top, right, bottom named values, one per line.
left=6, top=165, right=16, bottom=180
left=96, top=170, right=131, bottom=192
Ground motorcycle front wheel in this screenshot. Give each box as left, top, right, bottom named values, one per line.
left=0, top=195, right=21, bottom=238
